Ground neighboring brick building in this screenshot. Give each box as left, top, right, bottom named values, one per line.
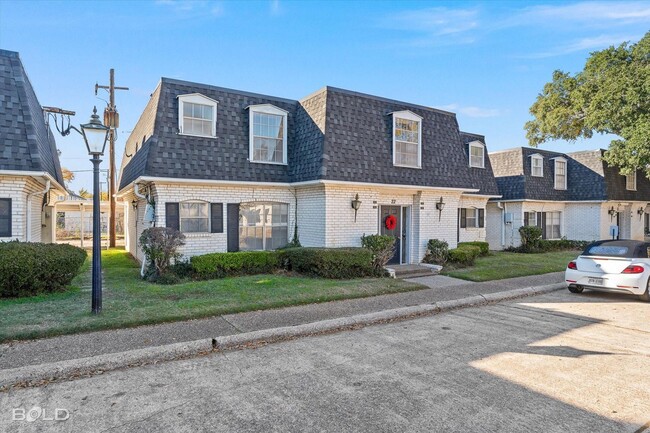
left=487, top=147, right=650, bottom=250
left=117, top=78, right=500, bottom=263
left=0, top=50, right=66, bottom=243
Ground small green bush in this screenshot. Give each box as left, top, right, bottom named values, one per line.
left=518, top=226, right=543, bottom=252
left=283, top=247, right=377, bottom=279
left=191, top=251, right=281, bottom=279
left=448, top=245, right=481, bottom=266
left=139, top=227, right=185, bottom=281
left=361, top=234, right=396, bottom=269
left=0, top=242, right=87, bottom=298
left=423, top=239, right=449, bottom=265
left=458, top=241, right=489, bottom=256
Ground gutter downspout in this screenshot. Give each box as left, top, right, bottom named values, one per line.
left=134, top=184, right=151, bottom=277
left=26, top=180, right=51, bottom=242
left=496, top=201, right=505, bottom=248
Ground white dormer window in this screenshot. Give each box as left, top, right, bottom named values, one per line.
left=248, top=104, right=288, bottom=165
left=626, top=171, right=637, bottom=191
left=392, top=110, right=422, bottom=168
left=554, top=157, right=567, bottom=190
left=530, top=154, right=543, bottom=177
left=178, top=93, right=218, bottom=137
left=468, top=141, right=485, bottom=168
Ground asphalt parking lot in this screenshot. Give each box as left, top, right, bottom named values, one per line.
left=2, top=288, right=649, bottom=433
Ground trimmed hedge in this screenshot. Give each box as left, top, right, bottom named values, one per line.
left=0, top=242, right=87, bottom=298
left=282, top=247, right=377, bottom=279
left=191, top=251, right=280, bottom=279
left=457, top=241, right=489, bottom=256
left=360, top=234, right=396, bottom=269
left=448, top=245, right=481, bottom=266
left=423, top=239, right=449, bottom=265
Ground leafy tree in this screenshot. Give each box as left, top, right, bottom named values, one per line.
left=61, top=167, right=75, bottom=186
left=78, top=188, right=92, bottom=199
left=525, top=32, right=649, bottom=176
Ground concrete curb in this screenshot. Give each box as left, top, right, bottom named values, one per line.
left=0, top=282, right=565, bottom=391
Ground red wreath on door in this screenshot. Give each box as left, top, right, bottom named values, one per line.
left=385, top=214, right=397, bottom=230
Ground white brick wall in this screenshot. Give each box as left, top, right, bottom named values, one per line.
left=564, top=203, right=601, bottom=242
left=0, top=175, right=48, bottom=242
left=458, top=195, right=490, bottom=244
left=123, top=182, right=491, bottom=263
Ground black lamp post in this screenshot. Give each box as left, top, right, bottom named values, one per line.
left=80, top=107, right=110, bottom=314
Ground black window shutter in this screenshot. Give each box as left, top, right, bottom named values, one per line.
left=165, top=203, right=180, bottom=231
left=478, top=209, right=485, bottom=228
left=524, top=212, right=529, bottom=226
left=227, top=203, right=240, bottom=252
left=0, top=198, right=11, bottom=237
left=540, top=212, right=547, bottom=239
left=210, top=203, right=223, bottom=233
left=460, top=208, right=467, bottom=228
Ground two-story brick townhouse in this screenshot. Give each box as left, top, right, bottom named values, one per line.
left=0, top=49, right=66, bottom=243
left=487, top=147, right=650, bottom=250
left=117, top=78, right=500, bottom=264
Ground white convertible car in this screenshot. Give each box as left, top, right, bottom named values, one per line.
left=565, top=239, right=650, bottom=301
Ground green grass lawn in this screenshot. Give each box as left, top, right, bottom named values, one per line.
left=441, top=250, right=578, bottom=282
left=0, top=249, right=426, bottom=343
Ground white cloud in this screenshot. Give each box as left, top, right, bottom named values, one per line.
left=380, top=7, right=481, bottom=47
left=440, top=104, right=502, bottom=118
left=515, top=1, right=650, bottom=24
left=522, top=33, right=642, bottom=58
left=270, top=0, right=281, bottom=16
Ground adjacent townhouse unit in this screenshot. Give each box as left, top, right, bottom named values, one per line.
left=117, top=78, right=500, bottom=264
left=0, top=49, right=66, bottom=243
left=487, top=147, right=650, bottom=250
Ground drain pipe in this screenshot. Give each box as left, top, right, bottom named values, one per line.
left=26, top=180, right=51, bottom=242
left=134, top=183, right=152, bottom=277
left=496, top=201, right=505, bottom=248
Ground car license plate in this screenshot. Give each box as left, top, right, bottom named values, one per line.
left=588, top=277, right=604, bottom=285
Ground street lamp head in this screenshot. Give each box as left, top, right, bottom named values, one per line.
left=81, top=106, right=109, bottom=156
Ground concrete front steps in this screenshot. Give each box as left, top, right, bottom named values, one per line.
left=386, top=264, right=441, bottom=279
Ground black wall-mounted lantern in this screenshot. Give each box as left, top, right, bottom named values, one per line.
left=638, top=207, right=645, bottom=218
left=435, top=196, right=445, bottom=221
left=608, top=206, right=617, bottom=220
left=351, top=194, right=362, bottom=222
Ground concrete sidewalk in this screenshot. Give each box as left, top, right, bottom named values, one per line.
left=0, top=272, right=564, bottom=373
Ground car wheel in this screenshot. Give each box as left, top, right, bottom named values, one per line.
left=641, top=278, right=650, bottom=302
left=568, top=286, right=583, bottom=294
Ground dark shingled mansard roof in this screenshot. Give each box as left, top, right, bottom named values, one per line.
left=0, top=49, right=63, bottom=185
left=490, top=147, right=650, bottom=202
left=119, top=78, right=499, bottom=196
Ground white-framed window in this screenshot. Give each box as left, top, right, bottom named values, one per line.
left=177, top=93, right=218, bottom=137
left=546, top=211, right=561, bottom=239
left=180, top=201, right=209, bottom=233
left=626, top=171, right=637, bottom=191
left=524, top=211, right=537, bottom=226
left=248, top=104, right=288, bottom=165
left=554, top=158, right=567, bottom=190
left=392, top=110, right=422, bottom=168
left=239, top=202, right=289, bottom=251
left=460, top=208, right=485, bottom=228
left=531, top=154, right=543, bottom=177
left=468, top=141, right=485, bottom=168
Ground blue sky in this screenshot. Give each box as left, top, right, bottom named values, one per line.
left=1, top=0, right=648, bottom=192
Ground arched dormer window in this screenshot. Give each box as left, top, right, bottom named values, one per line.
left=177, top=93, right=218, bottom=137
left=468, top=141, right=485, bottom=168
left=247, top=104, right=288, bottom=165
left=391, top=110, right=422, bottom=169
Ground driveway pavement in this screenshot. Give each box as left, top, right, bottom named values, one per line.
left=2, top=289, right=649, bottom=432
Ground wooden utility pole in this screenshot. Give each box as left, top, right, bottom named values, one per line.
left=95, top=70, right=128, bottom=248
